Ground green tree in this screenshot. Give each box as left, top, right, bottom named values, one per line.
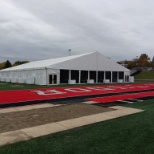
left=127, top=61, right=136, bottom=69
left=127, top=53, right=151, bottom=69
left=138, top=54, right=150, bottom=67
left=0, top=62, right=5, bottom=70
left=4, top=60, right=12, bottom=68
left=13, top=61, right=29, bottom=66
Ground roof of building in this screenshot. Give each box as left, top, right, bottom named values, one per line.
left=0, top=52, right=129, bottom=72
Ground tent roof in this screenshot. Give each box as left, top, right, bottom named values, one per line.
left=0, top=52, right=90, bottom=71
left=0, top=52, right=129, bottom=72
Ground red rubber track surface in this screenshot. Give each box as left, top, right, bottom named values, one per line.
left=89, top=91, right=154, bottom=103
left=0, top=84, right=154, bottom=105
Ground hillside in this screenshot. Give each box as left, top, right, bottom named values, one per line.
left=134, top=71, right=154, bottom=79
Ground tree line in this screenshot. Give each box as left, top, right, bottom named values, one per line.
left=0, top=60, right=29, bottom=70
left=118, top=53, right=154, bottom=69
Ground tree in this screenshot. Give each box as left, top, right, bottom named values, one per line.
left=127, top=61, right=136, bottom=69
left=139, top=54, right=150, bottom=61
left=138, top=54, right=150, bottom=67
left=13, top=61, right=29, bottom=66
left=4, top=60, right=12, bottom=68
left=0, top=62, right=5, bottom=70
left=126, top=53, right=151, bottom=69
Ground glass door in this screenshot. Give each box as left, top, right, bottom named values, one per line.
left=53, top=75, right=57, bottom=84
left=49, top=74, right=57, bottom=84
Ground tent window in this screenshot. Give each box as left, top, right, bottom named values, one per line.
left=90, top=71, right=96, bottom=82
left=71, top=70, right=79, bottom=83
left=112, top=72, right=118, bottom=82
left=98, top=71, right=104, bottom=82
left=81, top=71, right=88, bottom=83
left=105, top=71, right=111, bottom=82
left=60, top=69, right=69, bottom=83
left=119, top=72, right=124, bottom=79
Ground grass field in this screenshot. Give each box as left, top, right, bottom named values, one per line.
left=0, top=82, right=109, bottom=91
left=0, top=82, right=47, bottom=90
left=135, top=71, right=154, bottom=79
left=0, top=99, right=153, bottom=154
left=0, top=81, right=153, bottom=91
left=0, top=82, right=119, bottom=91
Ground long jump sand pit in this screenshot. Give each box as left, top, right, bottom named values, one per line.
left=0, top=103, right=113, bottom=134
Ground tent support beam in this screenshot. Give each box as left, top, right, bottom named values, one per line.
left=79, top=70, right=81, bottom=84
left=111, top=71, right=113, bottom=83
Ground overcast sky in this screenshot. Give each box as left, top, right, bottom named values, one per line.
left=0, top=0, right=154, bottom=62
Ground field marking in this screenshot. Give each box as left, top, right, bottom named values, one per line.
left=0, top=103, right=63, bottom=113
left=0, top=101, right=98, bottom=114
left=0, top=106, right=144, bottom=147
left=83, top=101, right=97, bottom=104
left=1, top=84, right=154, bottom=105
left=117, top=100, right=134, bottom=103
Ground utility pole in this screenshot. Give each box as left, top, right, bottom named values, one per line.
left=68, top=49, right=71, bottom=56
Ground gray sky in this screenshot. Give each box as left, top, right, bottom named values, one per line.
left=0, top=0, right=154, bottom=62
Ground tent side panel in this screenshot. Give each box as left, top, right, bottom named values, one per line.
left=0, top=69, right=47, bottom=85
left=33, top=69, right=47, bottom=85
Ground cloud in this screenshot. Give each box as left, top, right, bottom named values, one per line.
left=0, top=0, right=70, bottom=61
left=0, top=0, right=154, bottom=62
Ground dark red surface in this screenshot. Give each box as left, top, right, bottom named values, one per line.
left=0, top=84, right=154, bottom=105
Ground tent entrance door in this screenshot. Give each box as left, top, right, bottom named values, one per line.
left=125, top=75, right=129, bottom=82
left=49, top=74, right=57, bottom=84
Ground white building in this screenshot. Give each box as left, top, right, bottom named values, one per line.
left=0, top=52, right=130, bottom=85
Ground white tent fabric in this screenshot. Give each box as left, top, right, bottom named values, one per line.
left=0, top=52, right=91, bottom=71
left=1, top=52, right=129, bottom=71
left=0, top=52, right=130, bottom=85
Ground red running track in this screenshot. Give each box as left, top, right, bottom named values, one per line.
left=0, top=84, right=154, bottom=105
left=89, top=91, right=154, bottom=103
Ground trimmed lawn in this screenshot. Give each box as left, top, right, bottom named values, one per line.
left=0, top=82, right=120, bottom=91
left=0, top=82, right=152, bottom=91
left=135, top=71, right=154, bottom=80
left=0, top=82, right=103, bottom=90
left=0, top=82, right=45, bottom=90
left=0, top=82, right=108, bottom=91
left=0, top=99, right=154, bottom=154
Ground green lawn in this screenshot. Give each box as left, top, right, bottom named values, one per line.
left=0, top=99, right=154, bottom=154
left=0, top=82, right=47, bottom=91
left=135, top=71, right=154, bottom=79
left=0, top=82, right=126, bottom=91
left=0, top=81, right=151, bottom=91
left=0, top=82, right=106, bottom=91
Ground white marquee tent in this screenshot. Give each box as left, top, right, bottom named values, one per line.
left=0, top=52, right=130, bottom=85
